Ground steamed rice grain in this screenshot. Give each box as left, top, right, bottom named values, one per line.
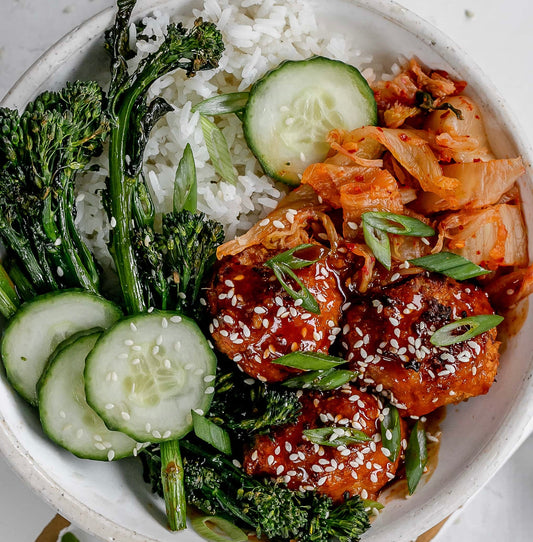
left=76, top=0, right=374, bottom=268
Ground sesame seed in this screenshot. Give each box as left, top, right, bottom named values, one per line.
left=152, top=430, right=162, bottom=439
left=251, top=450, right=258, bottom=461
left=361, top=489, right=369, bottom=499
left=161, top=318, right=168, bottom=328
left=205, top=387, right=215, bottom=394
left=95, top=442, right=106, bottom=451
left=233, top=459, right=242, bottom=468
left=391, top=273, right=401, bottom=282
left=105, top=403, right=114, bottom=410
left=170, top=315, right=182, bottom=323
left=223, top=315, right=234, bottom=325
left=317, top=476, right=328, bottom=486
left=108, top=450, right=115, bottom=461
left=259, top=218, right=270, bottom=227
left=163, top=431, right=172, bottom=439
left=273, top=220, right=285, bottom=229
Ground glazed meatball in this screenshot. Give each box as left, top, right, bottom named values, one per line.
left=207, top=244, right=353, bottom=382
left=341, top=274, right=500, bottom=417
left=244, top=385, right=403, bottom=501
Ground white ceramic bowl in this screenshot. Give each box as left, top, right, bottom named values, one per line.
left=2, top=1, right=533, bottom=541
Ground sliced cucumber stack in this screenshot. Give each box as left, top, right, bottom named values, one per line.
left=2, top=290, right=122, bottom=405
left=243, top=56, right=377, bottom=185
left=85, top=312, right=217, bottom=443
left=38, top=331, right=140, bottom=461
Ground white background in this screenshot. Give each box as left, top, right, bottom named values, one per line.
left=0, top=0, right=532, bottom=540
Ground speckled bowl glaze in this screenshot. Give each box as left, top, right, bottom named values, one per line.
left=1, top=1, right=533, bottom=541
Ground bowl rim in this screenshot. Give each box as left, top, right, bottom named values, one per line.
left=1, top=1, right=533, bottom=541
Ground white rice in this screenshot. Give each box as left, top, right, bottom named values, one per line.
left=75, top=0, right=374, bottom=267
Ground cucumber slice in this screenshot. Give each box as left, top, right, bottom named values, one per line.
left=2, top=290, right=122, bottom=405
left=38, top=331, right=140, bottom=461
left=243, top=56, right=377, bottom=185
left=85, top=312, right=217, bottom=443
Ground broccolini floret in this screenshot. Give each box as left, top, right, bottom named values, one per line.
left=0, top=81, right=108, bottom=298
left=141, top=440, right=371, bottom=542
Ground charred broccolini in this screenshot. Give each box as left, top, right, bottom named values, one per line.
left=141, top=440, right=371, bottom=542
left=0, top=82, right=107, bottom=304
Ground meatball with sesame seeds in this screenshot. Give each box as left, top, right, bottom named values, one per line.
left=243, top=385, right=404, bottom=502
left=341, top=274, right=500, bottom=417
left=207, top=244, right=354, bottom=382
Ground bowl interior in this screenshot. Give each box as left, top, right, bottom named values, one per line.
left=2, top=1, right=533, bottom=541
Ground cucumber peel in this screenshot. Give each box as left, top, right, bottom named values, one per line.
left=243, top=56, right=377, bottom=185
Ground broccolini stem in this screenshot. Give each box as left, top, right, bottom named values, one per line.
left=160, top=440, right=187, bottom=531
left=5, top=261, right=35, bottom=301
left=57, top=185, right=99, bottom=293
left=0, top=263, right=19, bottom=319
left=109, top=86, right=147, bottom=314
left=0, top=221, right=55, bottom=291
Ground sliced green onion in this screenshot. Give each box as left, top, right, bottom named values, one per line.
left=430, top=314, right=504, bottom=347
left=362, top=211, right=435, bottom=237
left=362, top=221, right=391, bottom=270
left=265, top=243, right=321, bottom=269
left=265, top=244, right=322, bottom=314
left=405, top=421, right=427, bottom=495
left=272, top=351, right=345, bottom=371
left=380, top=404, right=401, bottom=462
left=190, top=515, right=248, bottom=542
left=303, top=427, right=371, bottom=447
left=192, top=410, right=232, bottom=455
left=192, top=92, right=249, bottom=115
left=200, top=115, right=238, bottom=185
left=173, top=143, right=197, bottom=213
left=61, top=534, right=80, bottom=542
left=283, top=368, right=357, bottom=390
left=410, top=252, right=491, bottom=280
left=271, top=266, right=320, bottom=314
left=362, top=499, right=385, bottom=511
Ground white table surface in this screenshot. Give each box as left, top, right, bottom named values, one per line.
left=1, top=0, right=533, bottom=540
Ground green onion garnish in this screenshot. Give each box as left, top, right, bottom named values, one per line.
left=405, top=421, right=427, bottom=495
left=173, top=143, right=197, bottom=213
left=190, top=515, right=248, bottom=542
left=362, top=222, right=391, bottom=270
left=264, top=244, right=322, bottom=314
left=362, top=212, right=435, bottom=237
left=380, top=404, right=401, bottom=462
left=283, top=368, right=357, bottom=390
left=361, top=212, right=435, bottom=270
left=272, top=351, right=345, bottom=371
left=192, top=92, right=249, bottom=116
left=199, top=115, right=238, bottom=185
left=61, top=534, right=80, bottom=542
left=192, top=410, right=232, bottom=455
left=410, top=252, right=491, bottom=280
left=430, top=314, right=504, bottom=347
left=303, top=427, right=371, bottom=447
left=362, top=499, right=385, bottom=512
